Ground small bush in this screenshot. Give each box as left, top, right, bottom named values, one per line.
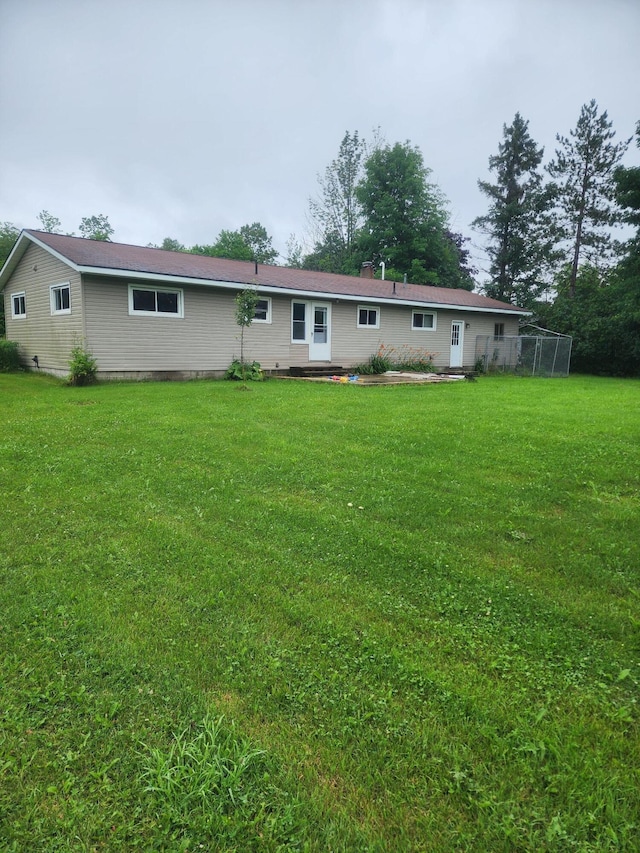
left=224, top=359, right=263, bottom=382
left=0, top=340, right=20, bottom=371
left=353, top=344, right=436, bottom=375
left=68, top=342, right=97, bottom=386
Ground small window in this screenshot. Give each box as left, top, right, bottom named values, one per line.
left=129, top=285, right=183, bottom=317
left=50, top=283, right=71, bottom=315
left=357, top=306, right=380, bottom=328
left=412, top=310, right=436, bottom=330
left=494, top=322, right=505, bottom=339
left=11, top=292, right=26, bottom=318
left=292, top=301, right=306, bottom=341
left=253, top=297, right=271, bottom=323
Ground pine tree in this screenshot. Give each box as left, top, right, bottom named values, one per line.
left=472, top=113, right=556, bottom=307
left=547, top=100, right=630, bottom=297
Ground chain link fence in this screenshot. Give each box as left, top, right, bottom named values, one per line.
left=474, top=335, right=572, bottom=377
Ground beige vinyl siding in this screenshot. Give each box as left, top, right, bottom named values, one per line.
left=81, top=276, right=521, bottom=375
left=83, top=278, right=293, bottom=372
left=2, top=244, right=82, bottom=373
left=329, top=301, right=520, bottom=369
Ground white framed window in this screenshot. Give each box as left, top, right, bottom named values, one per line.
left=494, top=322, right=505, bottom=339
left=357, top=305, right=380, bottom=329
left=292, top=301, right=307, bottom=342
left=412, top=310, right=436, bottom=331
left=253, top=297, right=272, bottom=323
left=11, top=292, right=26, bottom=318
left=50, top=283, right=71, bottom=315
left=129, top=285, right=183, bottom=317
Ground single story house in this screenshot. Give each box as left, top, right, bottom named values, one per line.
left=1, top=229, right=529, bottom=379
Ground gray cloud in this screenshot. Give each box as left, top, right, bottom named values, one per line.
left=1, top=0, right=638, bottom=273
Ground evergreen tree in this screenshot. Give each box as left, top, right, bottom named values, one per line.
left=547, top=100, right=630, bottom=297
left=472, top=113, right=556, bottom=307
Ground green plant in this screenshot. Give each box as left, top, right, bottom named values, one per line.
left=68, top=341, right=97, bottom=386
left=224, top=359, right=263, bottom=381
left=0, top=339, right=19, bottom=371
left=354, top=343, right=436, bottom=374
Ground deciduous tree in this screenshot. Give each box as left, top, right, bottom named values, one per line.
left=37, top=210, right=62, bottom=233
left=356, top=140, right=469, bottom=287
left=79, top=214, right=114, bottom=241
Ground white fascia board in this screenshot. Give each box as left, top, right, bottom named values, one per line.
left=79, top=266, right=529, bottom=317
left=24, top=232, right=82, bottom=271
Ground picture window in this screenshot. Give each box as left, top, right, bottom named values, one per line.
left=129, top=285, right=183, bottom=317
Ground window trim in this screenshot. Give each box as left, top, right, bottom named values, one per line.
left=411, top=309, right=437, bottom=331
left=357, top=305, right=380, bottom=329
left=128, top=284, right=184, bottom=318
left=11, top=291, right=26, bottom=319
left=50, top=282, right=71, bottom=315
left=253, top=296, right=272, bottom=324
left=494, top=322, right=505, bottom=339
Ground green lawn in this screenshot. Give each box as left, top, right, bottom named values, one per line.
left=1, top=372, right=639, bottom=851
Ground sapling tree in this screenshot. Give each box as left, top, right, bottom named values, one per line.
left=234, top=287, right=260, bottom=384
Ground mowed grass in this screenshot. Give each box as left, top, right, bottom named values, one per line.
left=1, top=372, right=639, bottom=851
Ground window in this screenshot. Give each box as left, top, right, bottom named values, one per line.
left=129, top=285, right=183, bottom=317
left=494, top=322, right=505, bottom=339
left=412, top=310, right=436, bottom=330
left=357, top=305, right=380, bottom=328
left=11, top=292, right=26, bottom=318
left=253, top=297, right=271, bottom=323
left=292, top=301, right=306, bottom=341
left=50, top=283, right=71, bottom=315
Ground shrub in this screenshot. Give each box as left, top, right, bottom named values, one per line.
left=224, top=359, right=263, bottom=382
left=353, top=344, right=436, bottom=375
left=68, top=342, right=97, bottom=386
left=0, top=340, right=20, bottom=371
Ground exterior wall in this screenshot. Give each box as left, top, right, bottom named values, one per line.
left=82, top=277, right=294, bottom=375
left=297, top=299, right=520, bottom=370
left=2, top=244, right=83, bottom=374
left=7, top=266, right=521, bottom=379
left=81, top=276, right=522, bottom=377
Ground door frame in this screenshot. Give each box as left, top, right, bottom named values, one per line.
left=450, top=320, right=464, bottom=368
left=309, top=302, right=331, bottom=362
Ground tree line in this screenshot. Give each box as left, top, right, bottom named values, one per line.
left=1, top=101, right=638, bottom=374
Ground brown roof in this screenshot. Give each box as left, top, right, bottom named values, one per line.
left=20, top=229, right=527, bottom=313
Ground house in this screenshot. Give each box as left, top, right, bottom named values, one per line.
left=1, top=230, right=529, bottom=379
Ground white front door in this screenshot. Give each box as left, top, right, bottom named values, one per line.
left=309, top=303, right=331, bottom=361
left=450, top=321, right=464, bottom=367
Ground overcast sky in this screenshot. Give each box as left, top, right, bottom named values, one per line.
left=1, top=0, right=638, bottom=274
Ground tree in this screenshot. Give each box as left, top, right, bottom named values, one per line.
left=308, top=131, right=366, bottom=274
left=472, top=113, right=557, bottom=306
left=0, top=221, right=19, bottom=268
left=0, top=222, right=20, bottom=336
left=37, top=210, right=62, bottom=233
left=547, top=100, right=630, bottom=297
left=238, top=222, right=278, bottom=264
left=234, top=287, right=260, bottom=385
left=192, top=223, right=277, bottom=264
left=156, top=237, right=186, bottom=252
left=284, top=234, right=304, bottom=268
left=79, top=214, right=114, bottom=241
left=356, top=140, right=469, bottom=287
